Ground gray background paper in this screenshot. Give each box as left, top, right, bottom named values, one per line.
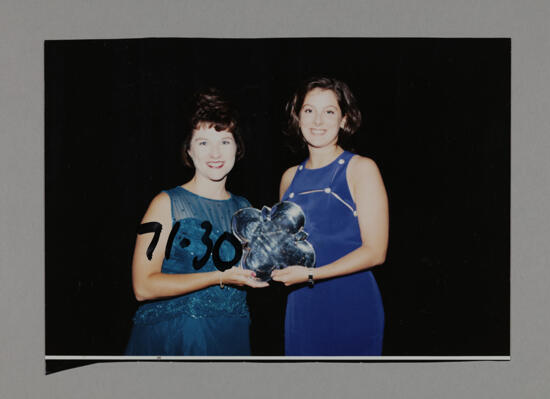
left=1, top=0, right=549, bottom=397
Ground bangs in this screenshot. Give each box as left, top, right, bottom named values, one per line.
left=194, top=120, right=236, bottom=134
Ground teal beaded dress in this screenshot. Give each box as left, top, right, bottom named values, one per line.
left=125, top=187, right=251, bottom=356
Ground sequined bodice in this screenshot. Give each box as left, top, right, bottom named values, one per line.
left=133, top=187, right=250, bottom=325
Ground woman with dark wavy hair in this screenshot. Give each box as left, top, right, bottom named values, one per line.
left=272, top=77, right=388, bottom=355
left=126, top=88, right=267, bottom=356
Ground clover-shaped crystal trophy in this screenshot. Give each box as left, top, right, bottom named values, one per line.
left=231, top=201, right=316, bottom=281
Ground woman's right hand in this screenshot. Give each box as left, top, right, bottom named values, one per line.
left=219, top=267, right=269, bottom=288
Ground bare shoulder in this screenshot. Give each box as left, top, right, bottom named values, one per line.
left=149, top=191, right=171, bottom=210
left=281, top=165, right=299, bottom=182
left=142, top=191, right=171, bottom=222
left=279, top=165, right=299, bottom=199
left=348, top=155, right=381, bottom=179
left=347, top=156, right=385, bottom=202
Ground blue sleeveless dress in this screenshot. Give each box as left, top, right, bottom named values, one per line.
left=125, top=186, right=251, bottom=356
left=281, top=151, right=385, bottom=356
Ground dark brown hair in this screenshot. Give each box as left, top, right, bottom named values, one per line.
left=285, top=77, right=362, bottom=150
left=182, top=88, right=245, bottom=167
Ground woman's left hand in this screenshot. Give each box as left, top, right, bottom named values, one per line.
left=271, top=266, right=309, bottom=286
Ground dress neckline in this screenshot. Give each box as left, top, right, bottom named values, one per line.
left=177, top=186, right=233, bottom=202
left=302, top=150, right=348, bottom=171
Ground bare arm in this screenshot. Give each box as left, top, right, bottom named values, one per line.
left=272, top=156, right=389, bottom=285
left=132, top=193, right=267, bottom=301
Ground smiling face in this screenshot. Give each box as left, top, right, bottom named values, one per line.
left=187, top=124, right=237, bottom=182
left=299, top=88, right=346, bottom=149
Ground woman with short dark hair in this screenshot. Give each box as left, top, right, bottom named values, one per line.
left=272, top=77, right=388, bottom=356
left=126, top=88, right=267, bottom=356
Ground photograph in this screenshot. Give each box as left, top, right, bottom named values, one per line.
left=45, top=38, right=510, bottom=370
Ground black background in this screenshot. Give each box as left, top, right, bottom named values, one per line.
left=45, top=38, right=509, bottom=358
